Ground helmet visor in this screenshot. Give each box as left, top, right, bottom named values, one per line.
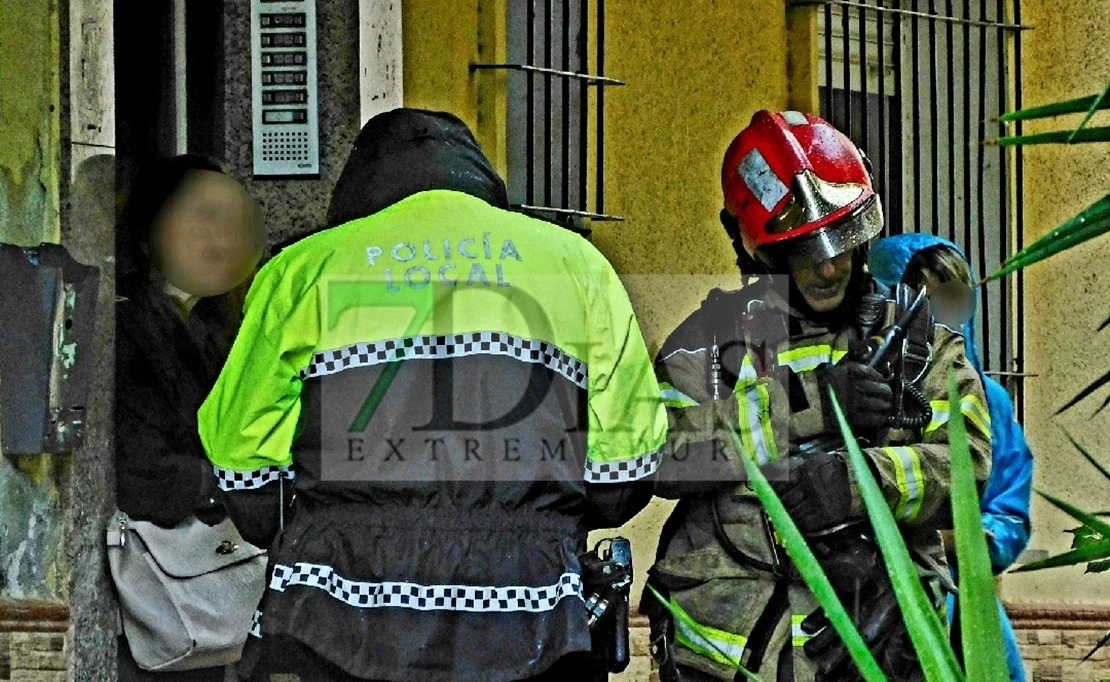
left=759, top=194, right=884, bottom=270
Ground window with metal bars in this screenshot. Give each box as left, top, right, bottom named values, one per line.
left=473, top=0, right=622, bottom=233
left=795, top=0, right=1028, bottom=413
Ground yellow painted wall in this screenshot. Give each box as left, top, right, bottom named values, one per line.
left=593, top=0, right=789, bottom=598
left=403, top=0, right=792, bottom=609
left=0, top=0, right=62, bottom=246
left=401, top=0, right=482, bottom=131
left=998, top=0, right=1110, bottom=607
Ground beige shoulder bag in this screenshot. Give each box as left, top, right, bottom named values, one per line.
left=106, top=510, right=267, bottom=671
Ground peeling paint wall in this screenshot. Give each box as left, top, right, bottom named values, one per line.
left=359, top=0, right=404, bottom=125
left=0, top=0, right=62, bottom=247
left=0, top=0, right=68, bottom=604
left=0, top=461, right=66, bottom=601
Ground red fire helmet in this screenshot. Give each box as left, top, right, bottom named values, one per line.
left=721, top=110, right=884, bottom=268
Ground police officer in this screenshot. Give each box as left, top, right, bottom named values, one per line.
left=199, top=109, right=667, bottom=681
left=644, top=110, right=993, bottom=682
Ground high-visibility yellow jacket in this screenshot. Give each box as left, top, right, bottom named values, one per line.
left=647, top=279, right=992, bottom=681
left=199, top=189, right=667, bottom=681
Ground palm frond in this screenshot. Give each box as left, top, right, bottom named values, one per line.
left=998, top=85, right=1110, bottom=122
left=986, top=193, right=1110, bottom=283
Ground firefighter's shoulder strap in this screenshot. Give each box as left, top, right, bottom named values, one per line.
left=888, top=282, right=935, bottom=385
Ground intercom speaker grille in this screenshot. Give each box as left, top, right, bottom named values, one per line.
left=260, top=130, right=311, bottom=163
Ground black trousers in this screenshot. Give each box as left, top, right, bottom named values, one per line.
left=257, top=637, right=606, bottom=682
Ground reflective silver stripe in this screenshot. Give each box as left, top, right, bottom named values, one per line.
left=883, top=446, right=924, bottom=522
left=585, top=448, right=661, bottom=484
left=214, top=464, right=295, bottom=492
left=270, top=563, right=583, bottom=613
left=661, top=386, right=699, bottom=408
left=674, top=616, right=747, bottom=667
left=792, top=614, right=812, bottom=647
left=738, top=148, right=790, bottom=212
left=659, top=346, right=707, bottom=362
left=740, top=382, right=774, bottom=465
left=782, top=110, right=809, bottom=125
left=301, top=332, right=588, bottom=390
left=737, top=358, right=758, bottom=382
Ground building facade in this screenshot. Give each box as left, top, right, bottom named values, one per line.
left=1, top=1, right=1108, bottom=680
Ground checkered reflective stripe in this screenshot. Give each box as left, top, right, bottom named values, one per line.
left=249, top=609, right=262, bottom=638
left=213, top=464, right=295, bottom=492
left=299, top=332, right=588, bottom=389
left=269, top=562, right=584, bottom=613
left=583, top=448, right=661, bottom=484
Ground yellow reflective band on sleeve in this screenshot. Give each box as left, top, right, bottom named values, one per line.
left=670, top=599, right=748, bottom=668
left=925, top=400, right=950, bottom=434
left=882, top=446, right=925, bottom=522
left=925, top=396, right=991, bottom=438
left=776, top=345, right=848, bottom=374
left=959, top=394, right=992, bottom=437
left=660, top=382, right=700, bottom=409
left=792, top=614, right=813, bottom=647
left=736, top=379, right=778, bottom=465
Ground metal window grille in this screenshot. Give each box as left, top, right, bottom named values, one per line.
left=796, top=0, right=1028, bottom=413
left=473, top=0, right=623, bottom=231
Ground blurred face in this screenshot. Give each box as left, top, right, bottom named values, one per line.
left=789, top=250, right=854, bottom=312
left=149, top=170, right=266, bottom=298
left=919, top=271, right=976, bottom=328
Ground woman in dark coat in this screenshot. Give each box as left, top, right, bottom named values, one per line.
left=114, top=155, right=265, bottom=680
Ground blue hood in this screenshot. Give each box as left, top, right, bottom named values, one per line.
left=868, top=233, right=983, bottom=373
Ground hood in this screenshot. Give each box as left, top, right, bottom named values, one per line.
left=327, top=108, right=509, bottom=227
left=868, top=233, right=983, bottom=373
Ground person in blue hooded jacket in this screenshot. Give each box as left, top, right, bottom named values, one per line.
left=870, top=233, right=1033, bottom=682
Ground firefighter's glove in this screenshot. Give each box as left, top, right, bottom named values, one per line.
left=815, top=360, right=893, bottom=431
left=764, top=452, right=857, bottom=536
left=800, top=583, right=925, bottom=682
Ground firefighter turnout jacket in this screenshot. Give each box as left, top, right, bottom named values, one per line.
left=647, top=278, right=992, bottom=681
left=198, top=187, right=667, bottom=681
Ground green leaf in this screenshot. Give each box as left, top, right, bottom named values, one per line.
left=1069, top=524, right=1106, bottom=551
left=728, top=428, right=889, bottom=682
left=947, top=368, right=1009, bottom=682
left=645, top=585, right=765, bottom=682
left=1037, top=490, right=1110, bottom=539
left=1015, top=491, right=1110, bottom=572
left=1069, top=81, right=1110, bottom=142
left=1087, top=559, right=1110, bottom=574
left=998, top=87, right=1110, bottom=122
left=1069, top=524, right=1110, bottom=572
left=990, top=126, right=1110, bottom=146
left=1063, top=430, right=1110, bottom=484
left=1014, top=540, right=1110, bottom=572
left=985, top=193, right=1110, bottom=282
left=828, top=391, right=965, bottom=682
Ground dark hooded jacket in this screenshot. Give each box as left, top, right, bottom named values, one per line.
left=199, top=109, right=666, bottom=681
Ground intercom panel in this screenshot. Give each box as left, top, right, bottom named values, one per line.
left=251, top=0, right=320, bottom=176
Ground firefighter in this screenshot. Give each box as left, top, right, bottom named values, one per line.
left=644, top=110, right=993, bottom=682
left=870, top=234, right=1033, bottom=682
left=198, top=108, right=667, bottom=681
